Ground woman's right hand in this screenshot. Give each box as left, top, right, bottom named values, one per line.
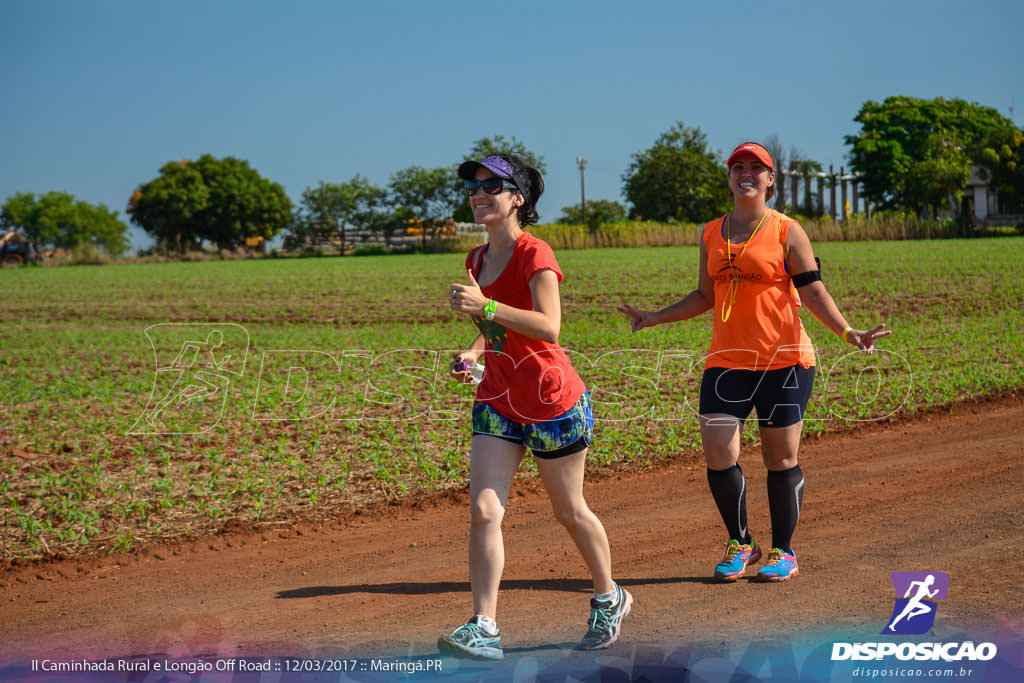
left=845, top=323, right=892, bottom=354
left=617, top=303, right=656, bottom=332
left=449, top=351, right=481, bottom=384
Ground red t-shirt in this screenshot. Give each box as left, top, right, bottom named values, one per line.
left=465, top=232, right=586, bottom=423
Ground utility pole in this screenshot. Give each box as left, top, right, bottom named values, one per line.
left=576, top=157, right=587, bottom=228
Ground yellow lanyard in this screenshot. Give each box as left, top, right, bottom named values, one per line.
left=721, top=209, right=772, bottom=322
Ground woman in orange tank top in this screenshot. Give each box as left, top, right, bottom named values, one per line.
left=619, top=142, right=890, bottom=583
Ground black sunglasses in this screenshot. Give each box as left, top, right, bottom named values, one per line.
left=465, top=177, right=518, bottom=196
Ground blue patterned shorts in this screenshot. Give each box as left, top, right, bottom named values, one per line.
left=472, top=392, right=594, bottom=459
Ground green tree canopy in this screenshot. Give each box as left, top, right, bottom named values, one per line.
left=622, top=122, right=732, bottom=223
left=845, top=96, right=1019, bottom=216
left=389, top=165, right=463, bottom=248
left=1, top=191, right=128, bottom=257
left=289, top=176, right=386, bottom=252
left=126, top=160, right=208, bottom=250
left=557, top=199, right=627, bottom=230
left=977, top=124, right=1024, bottom=213
left=453, top=135, right=546, bottom=223
left=127, top=155, right=291, bottom=251
left=901, top=131, right=972, bottom=218
left=465, top=135, right=547, bottom=174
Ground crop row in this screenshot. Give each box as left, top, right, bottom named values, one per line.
left=1, top=238, right=1022, bottom=558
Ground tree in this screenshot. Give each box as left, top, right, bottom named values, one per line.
left=453, top=135, right=546, bottom=223
left=126, top=160, right=208, bottom=251
left=1, top=191, right=129, bottom=257
left=557, top=199, right=627, bottom=229
left=127, top=155, right=291, bottom=251
left=73, top=201, right=129, bottom=256
left=1, top=192, right=55, bottom=252
left=622, top=122, right=732, bottom=223
left=388, top=165, right=463, bottom=250
left=289, top=176, right=386, bottom=252
left=977, top=124, right=1024, bottom=214
left=465, top=135, right=546, bottom=174
left=901, top=131, right=971, bottom=219
left=193, top=156, right=292, bottom=249
left=845, top=96, right=1017, bottom=216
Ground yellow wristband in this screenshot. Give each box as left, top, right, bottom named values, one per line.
left=841, top=326, right=853, bottom=342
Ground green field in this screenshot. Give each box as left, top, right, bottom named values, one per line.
left=2, top=237, right=1023, bottom=559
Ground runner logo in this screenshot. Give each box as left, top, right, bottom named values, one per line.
left=832, top=571, right=997, bottom=663
left=130, top=323, right=250, bottom=435
left=882, top=571, right=949, bottom=635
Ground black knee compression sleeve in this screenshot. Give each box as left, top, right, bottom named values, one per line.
left=707, top=464, right=751, bottom=544
left=766, top=464, right=804, bottom=554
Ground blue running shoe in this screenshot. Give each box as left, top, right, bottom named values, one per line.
left=437, top=617, right=503, bottom=660
left=714, top=539, right=762, bottom=581
left=755, top=548, right=799, bottom=582
left=580, top=582, right=633, bottom=649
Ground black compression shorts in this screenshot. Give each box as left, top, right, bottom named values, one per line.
left=699, top=364, right=815, bottom=427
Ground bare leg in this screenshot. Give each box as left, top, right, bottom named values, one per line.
left=468, top=435, right=524, bottom=619
left=535, top=449, right=614, bottom=595
left=700, top=413, right=742, bottom=470
left=759, top=423, right=801, bottom=471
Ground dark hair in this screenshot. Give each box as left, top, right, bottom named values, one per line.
left=494, top=153, right=543, bottom=226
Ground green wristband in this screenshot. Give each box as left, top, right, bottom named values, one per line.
left=483, top=299, right=498, bottom=320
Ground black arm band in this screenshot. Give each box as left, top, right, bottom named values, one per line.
left=791, top=270, right=822, bottom=288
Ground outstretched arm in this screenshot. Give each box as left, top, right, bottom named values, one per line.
left=785, top=223, right=892, bottom=353
left=618, top=239, right=715, bottom=331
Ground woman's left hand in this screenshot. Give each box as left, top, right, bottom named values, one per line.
left=846, top=323, right=892, bottom=353
left=449, top=269, right=489, bottom=316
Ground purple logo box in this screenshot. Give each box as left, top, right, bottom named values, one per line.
left=882, top=571, right=950, bottom=635
left=890, top=572, right=949, bottom=601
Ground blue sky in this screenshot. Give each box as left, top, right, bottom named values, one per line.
left=1, top=0, right=1021, bottom=251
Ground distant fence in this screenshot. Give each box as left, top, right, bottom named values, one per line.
left=290, top=222, right=487, bottom=254
left=528, top=214, right=964, bottom=251
left=775, top=165, right=865, bottom=220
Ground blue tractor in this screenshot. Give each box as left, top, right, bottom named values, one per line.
left=0, top=230, right=40, bottom=267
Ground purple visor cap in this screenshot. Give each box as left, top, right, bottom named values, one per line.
left=458, top=155, right=530, bottom=198
left=458, top=155, right=516, bottom=181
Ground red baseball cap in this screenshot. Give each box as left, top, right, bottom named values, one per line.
left=727, top=142, right=774, bottom=171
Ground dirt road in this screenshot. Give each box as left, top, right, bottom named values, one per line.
left=2, top=398, right=1022, bottom=680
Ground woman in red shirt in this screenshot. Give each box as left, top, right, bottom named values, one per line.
left=619, top=142, right=890, bottom=583
left=439, top=154, right=630, bottom=659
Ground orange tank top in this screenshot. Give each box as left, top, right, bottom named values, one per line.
left=702, top=210, right=816, bottom=371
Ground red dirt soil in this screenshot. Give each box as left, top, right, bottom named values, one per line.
left=1, top=399, right=1022, bottom=673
